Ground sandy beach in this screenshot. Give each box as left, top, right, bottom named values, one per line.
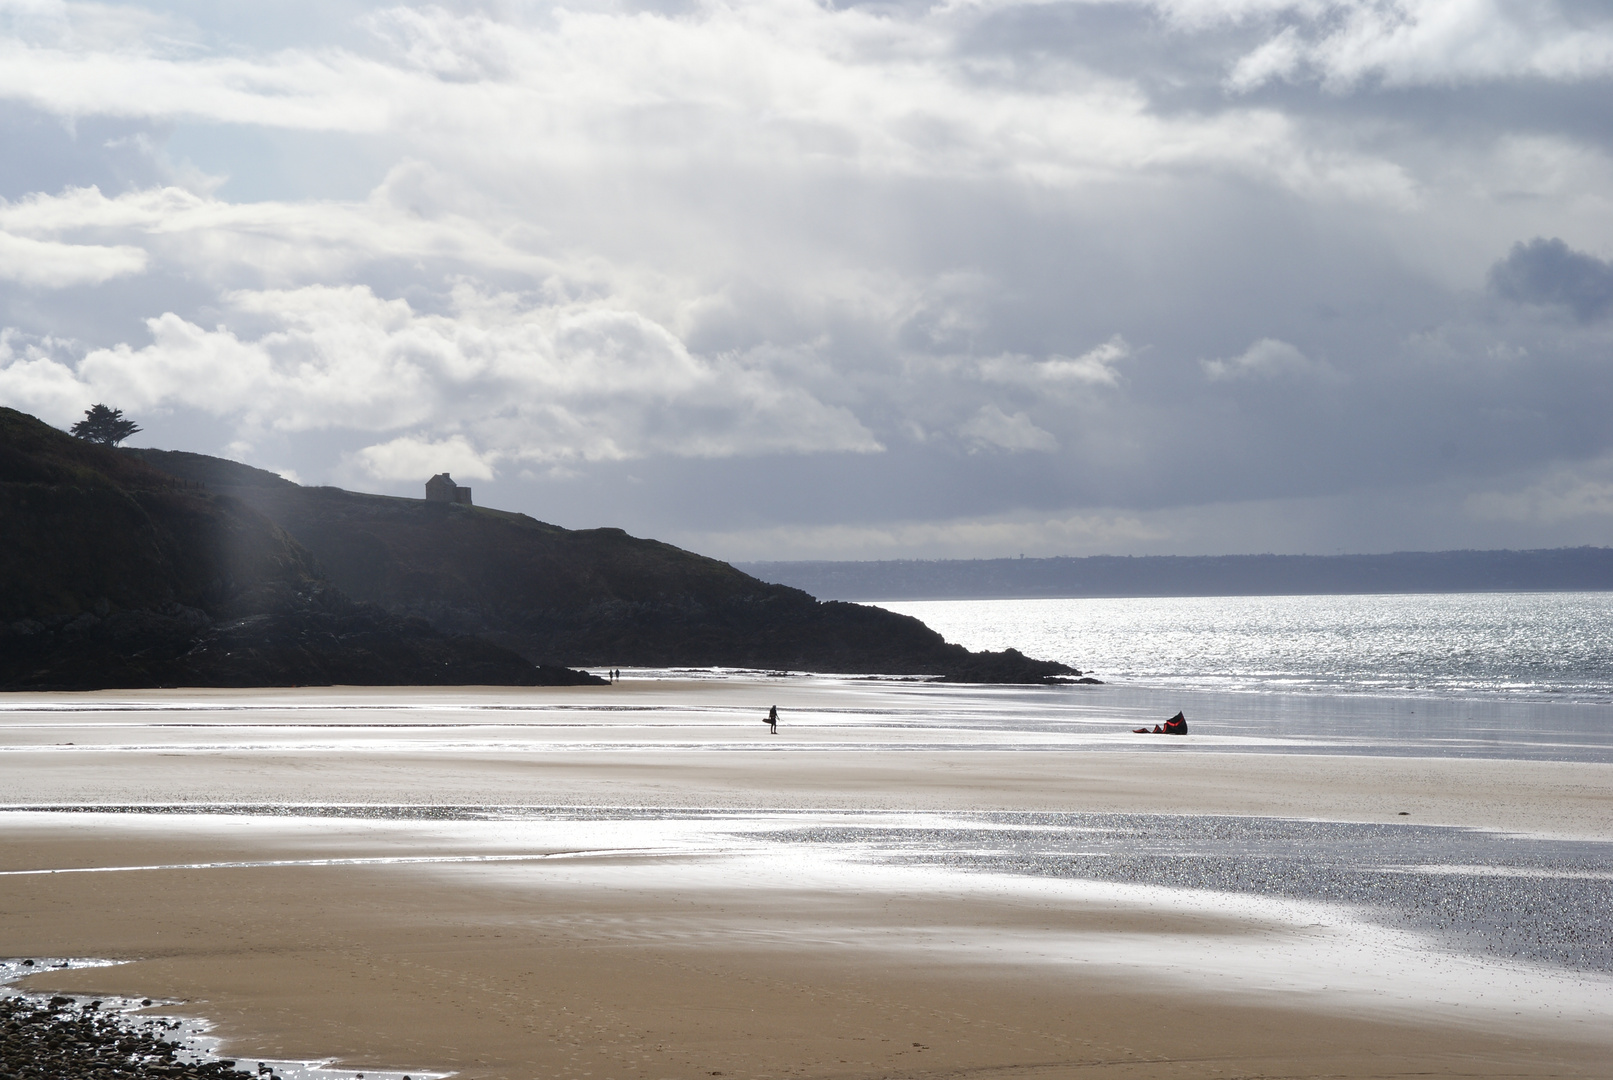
left=3, top=678, right=1611, bottom=1079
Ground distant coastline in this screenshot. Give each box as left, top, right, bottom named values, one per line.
left=738, top=547, right=1613, bottom=601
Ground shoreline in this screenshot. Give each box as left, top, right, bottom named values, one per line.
left=2, top=674, right=1609, bottom=839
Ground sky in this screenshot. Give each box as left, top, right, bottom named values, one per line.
left=0, top=0, right=1610, bottom=561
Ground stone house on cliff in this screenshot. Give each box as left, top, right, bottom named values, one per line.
left=425, top=473, right=473, bottom=506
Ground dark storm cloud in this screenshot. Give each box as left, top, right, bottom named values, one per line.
left=1490, top=238, right=1613, bottom=322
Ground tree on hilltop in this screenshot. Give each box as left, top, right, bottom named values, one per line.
left=70, top=404, right=141, bottom=446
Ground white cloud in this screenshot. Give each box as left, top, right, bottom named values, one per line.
left=0, top=35, right=393, bottom=130
left=959, top=403, right=1060, bottom=452
left=6, top=281, right=882, bottom=468
left=0, top=328, right=94, bottom=420
left=353, top=434, right=496, bottom=484
left=0, top=178, right=562, bottom=287
left=1228, top=25, right=1307, bottom=88
left=978, top=335, right=1129, bottom=390
left=0, top=229, right=146, bottom=286
left=1201, top=337, right=1335, bottom=380
left=363, top=7, right=516, bottom=82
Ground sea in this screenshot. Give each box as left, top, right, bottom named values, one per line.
left=864, top=591, right=1613, bottom=763
left=868, top=591, right=1613, bottom=702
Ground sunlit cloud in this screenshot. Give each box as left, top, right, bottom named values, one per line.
left=353, top=433, right=496, bottom=483
left=3, top=282, right=882, bottom=469
left=978, top=336, right=1130, bottom=391
left=0, top=229, right=146, bottom=286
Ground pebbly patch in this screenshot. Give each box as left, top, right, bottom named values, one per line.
left=0, top=961, right=443, bottom=1080
left=0, top=992, right=252, bottom=1080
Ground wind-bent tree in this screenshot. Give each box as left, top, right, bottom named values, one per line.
left=70, top=404, right=142, bottom=446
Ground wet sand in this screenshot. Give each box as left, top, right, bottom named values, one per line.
left=3, top=680, right=1612, bottom=1079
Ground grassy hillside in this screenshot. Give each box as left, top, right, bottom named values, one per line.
left=1, top=409, right=598, bottom=689
left=131, top=449, right=1075, bottom=681
left=1, top=409, right=316, bottom=623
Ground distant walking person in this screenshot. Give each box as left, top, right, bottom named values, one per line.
left=766, top=705, right=779, bottom=734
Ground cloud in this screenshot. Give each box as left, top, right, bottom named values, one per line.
left=353, top=433, right=497, bottom=484
left=959, top=404, right=1059, bottom=452
left=1488, top=237, right=1613, bottom=321
left=978, top=336, right=1129, bottom=390
left=3, top=281, right=882, bottom=468
left=1201, top=337, right=1334, bottom=380
left=1217, top=0, right=1613, bottom=91
left=2, top=1, right=1612, bottom=557
left=363, top=7, right=516, bottom=82
left=0, top=229, right=146, bottom=286
left=0, top=33, right=393, bottom=130
left=0, top=1, right=1438, bottom=205
left=0, top=179, right=560, bottom=286
left=0, top=327, right=95, bottom=419
left=1465, top=456, right=1613, bottom=523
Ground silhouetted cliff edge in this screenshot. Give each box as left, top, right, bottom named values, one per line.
left=125, top=448, right=1073, bottom=682
left=0, top=408, right=599, bottom=689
